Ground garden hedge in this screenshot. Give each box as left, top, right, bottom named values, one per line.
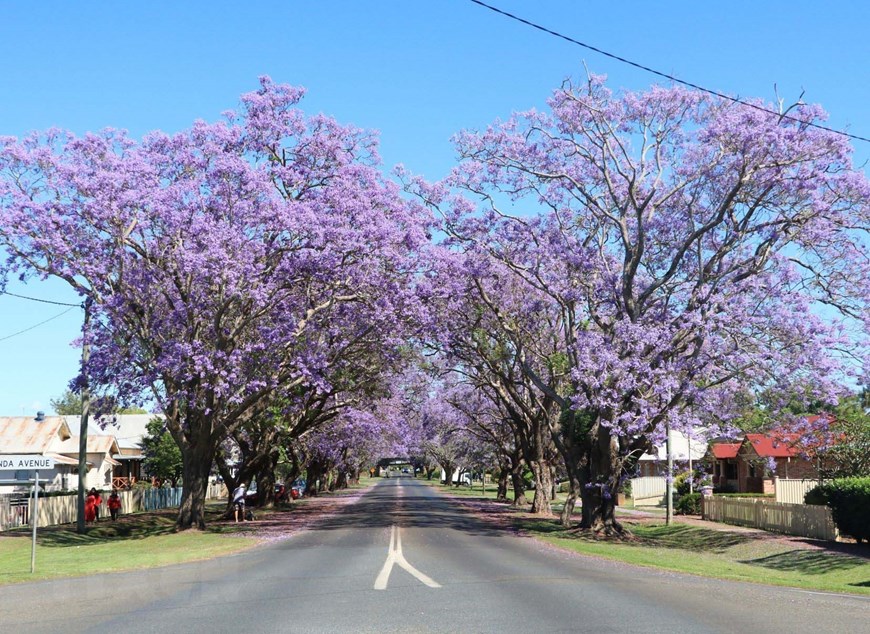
left=805, top=477, right=870, bottom=543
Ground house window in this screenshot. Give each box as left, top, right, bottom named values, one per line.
left=725, top=462, right=737, bottom=479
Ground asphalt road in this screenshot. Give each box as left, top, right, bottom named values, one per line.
left=1, top=477, right=867, bottom=633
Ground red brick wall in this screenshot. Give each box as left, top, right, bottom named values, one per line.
left=777, top=458, right=818, bottom=480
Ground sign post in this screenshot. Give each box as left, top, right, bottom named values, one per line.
left=0, top=454, right=54, bottom=573
left=31, top=470, right=39, bottom=573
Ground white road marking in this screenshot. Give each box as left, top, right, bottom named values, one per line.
left=374, top=524, right=441, bottom=590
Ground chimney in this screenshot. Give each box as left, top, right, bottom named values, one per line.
left=35, top=411, right=45, bottom=422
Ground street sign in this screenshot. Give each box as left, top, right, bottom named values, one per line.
left=0, top=455, right=55, bottom=470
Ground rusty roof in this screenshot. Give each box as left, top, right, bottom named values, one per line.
left=0, top=416, right=72, bottom=453
left=53, top=434, right=120, bottom=456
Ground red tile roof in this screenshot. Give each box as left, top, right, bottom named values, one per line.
left=711, top=443, right=741, bottom=459
left=744, top=433, right=800, bottom=458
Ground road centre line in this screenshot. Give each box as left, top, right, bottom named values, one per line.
left=373, top=524, right=441, bottom=590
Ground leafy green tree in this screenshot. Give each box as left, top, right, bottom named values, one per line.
left=50, top=390, right=85, bottom=415
left=819, top=398, right=870, bottom=478
left=50, top=389, right=148, bottom=415
left=141, top=418, right=183, bottom=487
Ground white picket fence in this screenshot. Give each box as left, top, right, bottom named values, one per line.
left=774, top=478, right=826, bottom=505
left=702, top=496, right=838, bottom=541
left=630, top=476, right=667, bottom=506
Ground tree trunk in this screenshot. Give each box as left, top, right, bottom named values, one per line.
left=529, top=460, right=553, bottom=515
left=510, top=460, right=528, bottom=506
left=336, top=470, right=348, bottom=490
left=305, top=460, right=323, bottom=497
left=442, top=463, right=455, bottom=486
left=257, top=464, right=277, bottom=508
left=560, top=476, right=579, bottom=527
left=176, top=443, right=214, bottom=530
left=496, top=465, right=509, bottom=502
left=252, top=443, right=280, bottom=508
left=579, top=484, right=622, bottom=534
left=577, top=425, right=625, bottom=536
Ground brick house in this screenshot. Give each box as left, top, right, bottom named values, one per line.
left=709, top=430, right=822, bottom=493
left=708, top=442, right=741, bottom=491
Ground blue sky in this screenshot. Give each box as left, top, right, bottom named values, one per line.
left=1, top=0, right=867, bottom=415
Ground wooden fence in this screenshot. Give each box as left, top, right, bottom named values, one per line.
left=0, top=495, right=30, bottom=530
left=630, top=476, right=667, bottom=506
left=774, top=478, right=826, bottom=505
left=702, top=496, right=838, bottom=541
left=1, top=482, right=227, bottom=531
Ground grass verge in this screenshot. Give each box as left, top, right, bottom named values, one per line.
left=0, top=502, right=255, bottom=586
left=426, top=480, right=870, bottom=596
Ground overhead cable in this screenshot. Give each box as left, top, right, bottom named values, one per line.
left=469, top=0, right=870, bottom=144
left=0, top=291, right=82, bottom=307
left=0, top=306, right=78, bottom=343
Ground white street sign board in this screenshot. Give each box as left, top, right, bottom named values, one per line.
left=0, top=455, right=55, bottom=470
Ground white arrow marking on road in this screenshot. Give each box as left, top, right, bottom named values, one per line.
left=374, top=524, right=441, bottom=590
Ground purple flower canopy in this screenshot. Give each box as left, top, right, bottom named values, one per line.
left=1, top=75, right=867, bottom=530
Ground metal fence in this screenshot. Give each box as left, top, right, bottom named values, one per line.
left=702, top=496, right=838, bottom=541
left=774, top=478, right=826, bottom=505
left=630, top=476, right=667, bottom=506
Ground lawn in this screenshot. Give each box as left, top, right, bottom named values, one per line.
left=0, top=502, right=255, bottom=586
left=0, top=478, right=377, bottom=586
left=426, top=480, right=870, bottom=596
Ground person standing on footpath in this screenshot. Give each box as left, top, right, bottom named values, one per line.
left=84, top=489, right=97, bottom=524
left=108, top=490, right=122, bottom=521
left=93, top=488, right=103, bottom=521
left=232, top=483, right=246, bottom=522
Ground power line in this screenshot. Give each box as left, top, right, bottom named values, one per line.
left=0, top=306, right=78, bottom=343
left=468, top=0, right=870, bottom=144
left=0, top=291, right=82, bottom=307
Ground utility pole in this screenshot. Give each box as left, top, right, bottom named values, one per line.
left=76, top=298, right=91, bottom=534
left=665, top=423, right=674, bottom=525
left=686, top=430, right=695, bottom=493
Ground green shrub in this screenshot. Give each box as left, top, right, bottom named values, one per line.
left=673, top=472, right=692, bottom=496
left=813, top=477, right=870, bottom=543
left=675, top=492, right=702, bottom=515
left=804, top=485, right=828, bottom=506
left=714, top=492, right=774, bottom=498
left=672, top=470, right=711, bottom=497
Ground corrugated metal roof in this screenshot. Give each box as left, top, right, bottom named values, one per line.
left=53, top=434, right=120, bottom=456
left=43, top=452, right=82, bottom=466
left=63, top=413, right=157, bottom=447
left=0, top=416, right=71, bottom=453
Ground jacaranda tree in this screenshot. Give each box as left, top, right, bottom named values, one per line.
left=0, top=77, right=429, bottom=529
left=413, top=75, right=869, bottom=534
